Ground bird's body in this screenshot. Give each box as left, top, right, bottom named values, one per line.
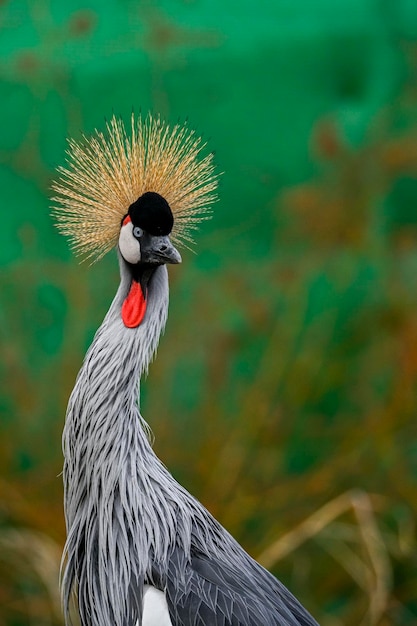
left=62, top=260, right=317, bottom=626
left=54, top=115, right=319, bottom=626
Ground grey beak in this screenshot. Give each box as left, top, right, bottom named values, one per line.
left=141, top=235, right=182, bottom=265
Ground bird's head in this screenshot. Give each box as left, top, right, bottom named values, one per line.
left=118, top=191, right=181, bottom=327
left=52, top=114, right=218, bottom=327
left=118, top=191, right=181, bottom=267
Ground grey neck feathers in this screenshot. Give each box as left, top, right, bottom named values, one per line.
left=61, top=257, right=228, bottom=626
left=61, top=259, right=176, bottom=625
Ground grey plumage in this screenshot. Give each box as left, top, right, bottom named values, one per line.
left=55, top=113, right=319, bottom=625
left=62, top=254, right=319, bottom=626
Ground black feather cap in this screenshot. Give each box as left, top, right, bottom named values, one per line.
left=128, top=191, right=174, bottom=236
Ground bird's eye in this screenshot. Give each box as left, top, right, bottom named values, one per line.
left=133, top=226, right=143, bottom=239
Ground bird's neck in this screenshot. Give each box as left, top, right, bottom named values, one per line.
left=64, top=258, right=169, bottom=454
left=61, top=260, right=171, bottom=623
left=97, top=258, right=169, bottom=382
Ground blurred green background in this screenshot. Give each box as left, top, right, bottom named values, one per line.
left=1, top=1, right=417, bottom=624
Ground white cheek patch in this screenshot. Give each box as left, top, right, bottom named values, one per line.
left=118, top=221, right=141, bottom=264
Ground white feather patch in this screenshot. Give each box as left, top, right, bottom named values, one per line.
left=141, top=585, right=172, bottom=626
left=119, top=221, right=141, bottom=264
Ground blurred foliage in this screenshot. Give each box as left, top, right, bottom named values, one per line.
left=1, top=1, right=417, bottom=625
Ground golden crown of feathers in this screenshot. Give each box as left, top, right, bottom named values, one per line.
left=51, top=114, right=218, bottom=262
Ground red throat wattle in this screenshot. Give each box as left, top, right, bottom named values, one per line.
left=121, top=281, right=147, bottom=328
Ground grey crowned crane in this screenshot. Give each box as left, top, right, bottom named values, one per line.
left=52, top=115, right=319, bottom=626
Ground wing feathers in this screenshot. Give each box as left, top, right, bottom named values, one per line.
left=159, top=546, right=317, bottom=626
